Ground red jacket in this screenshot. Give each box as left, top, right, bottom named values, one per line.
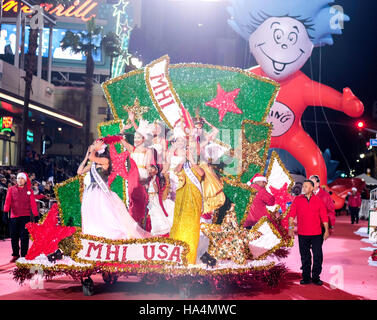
left=348, top=193, right=361, bottom=208
left=289, top=194, right=328, bottom=236
left=315, top=188, right=336, bottom=228
left=243, top=184, right=275, bottom=227
left=3, top=185, right=38, bottom=218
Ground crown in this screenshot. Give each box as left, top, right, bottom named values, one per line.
left=193, top=106, right=204, bottom=126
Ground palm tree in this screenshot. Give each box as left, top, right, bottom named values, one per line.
left=60, top=18, right=122, bottom=148
left=101, top=31, right=123, bottom=79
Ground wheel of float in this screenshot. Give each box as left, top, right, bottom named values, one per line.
left=102, top=272, right=118, bottom=285
left=82, top=277, right=94, bottom=296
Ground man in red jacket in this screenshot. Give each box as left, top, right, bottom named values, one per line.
left=3, top=172, right=38, bottom=263
left=288, top=180, right=329, bottom=286
left=243, top=173, right=275, bottom=228
left=347, top=187, right=361, bottom=224
left=309, top=175, right=336, bottom=235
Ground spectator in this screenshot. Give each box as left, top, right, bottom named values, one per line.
left=243, top=173, right=275, bottom=228
left=288, top=180, right=329, bottom=286
left=3, top=172, right=39, bottom=263
left=309, top=175, right=335, bottom=235
left=347, top=187, right=362, bottom=224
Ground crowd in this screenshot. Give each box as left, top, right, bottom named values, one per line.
left=0, top=153, right=81, bottom=240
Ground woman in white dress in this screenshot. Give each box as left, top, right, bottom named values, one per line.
left=163, top=136, right=186, bottom=201
left=149, top=120, right=168, bottom=167
left=77, top=139, right=150, bottom=240
left=146, top=165, right=175, bottom=236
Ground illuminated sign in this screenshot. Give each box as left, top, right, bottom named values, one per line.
left=27, top=130, right=34, bottom=143
left=0, top=23, right=102, bottom=61
left=1, top=0, right=98, bottom=22
left=0, top=116, right=13, bottom=132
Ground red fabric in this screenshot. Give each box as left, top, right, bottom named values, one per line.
left=155, top=176, right=169, bottom=218
left=315, top=188, right=336, bottom=228
left=243, top=184, right=275, bottom=227
left=180, top=104, right=194, bottom=130
left=348, top=193, right=361, bottom=208
left=3, top=185, right=38, bottom=218
left=289, top=194, right=328, bottom=236
left=34, top=194, right=46, bottom=200
left=126, top=154, right=149, bottom=229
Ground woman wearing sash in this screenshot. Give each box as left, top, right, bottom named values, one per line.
left=163, top=135, right=186, bottom=201
left=191, top=114, right=226, bottom=215
left=120, top=121, right=153, bottom=229
left=150, top=120, right=168, bottom=167
left=169, top=148, right=204, bottom=264
left=78, top=139, right=150, bottom=240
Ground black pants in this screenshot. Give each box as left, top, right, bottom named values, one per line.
left=349, top=207, right=359, bottom=224
left=298, top=234, right=323, bottom=282
left=10, top=216, right=31, bottom=258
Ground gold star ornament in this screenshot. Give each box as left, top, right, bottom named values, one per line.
left=200, top=204, right=262, bottom=265
left=122, top=98, right=150, bottom=125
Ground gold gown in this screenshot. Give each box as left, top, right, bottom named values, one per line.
left=199, top=162, right=225, bottom=214
left=169, top=166, right=203, bottom=264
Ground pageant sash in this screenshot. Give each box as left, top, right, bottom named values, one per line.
left=183, top=162, right=204, bottom=213
left=145, top=55, right=184, bottom=129
left=91, top=163, right=110, bottom=194
left=183, top=162, right=202, bottom=195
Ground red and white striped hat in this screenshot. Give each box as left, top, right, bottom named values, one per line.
left=247, top=173, right=267, bottom=186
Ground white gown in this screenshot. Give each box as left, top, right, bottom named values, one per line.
left=147, top=176, right=175, bottom=236
left=168, top=154, right=185, bottom=200
left=81, top=166, right=150, bottom=240
left=131, top=150, right=149, bottom=181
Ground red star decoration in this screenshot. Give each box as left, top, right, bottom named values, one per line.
left=205, top=83, right=242, bottom=122
left=269, top=183, right=295, bottom=212
left=108, top=143, right=130, bottom=186
left=25, top=204, right=76, bottom=260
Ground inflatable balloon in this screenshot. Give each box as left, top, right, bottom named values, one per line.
left=227, top=0, right=364, bottom=185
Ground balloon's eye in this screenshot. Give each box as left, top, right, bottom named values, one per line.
left=273, top=29, right=284, bottom=44
left=288, top=32, right=298, bottom=45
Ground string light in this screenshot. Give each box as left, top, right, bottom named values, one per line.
left=112, top=0, right=133, bottom=77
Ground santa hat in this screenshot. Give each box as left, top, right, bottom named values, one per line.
left=351, top=187, right=357, bottom=192
left=17, top=172, right=32, bottom=195
left=246, top=173, right=267, bottom=186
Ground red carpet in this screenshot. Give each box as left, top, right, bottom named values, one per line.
left=0, top=215, right=376, bottom=300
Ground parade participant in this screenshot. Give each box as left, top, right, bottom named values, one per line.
left=78, top=139, right=150, bottom=240
left=288, top=180, right=329, bottom=285
left=122, top=112, right=167, bottom=167
left=191, top=112, right=225, bottom=215
left=347, top=187, right=361, bottom=224
left=309, top=175, right=336, bottom=234
left=3, top=172, right=38, bottom=262
left=121, top=118, right=153, bottom=185
left=164, top=132, right=186, bottom=200
left=169, top=148, right=205, bottom=264
left=191, top=109, right=220, bottom=161
left=146, top=164, right=174, bottom=237
left=150, top=120, right=168, bottom=166
left=243, top=173, right=275, bottom=228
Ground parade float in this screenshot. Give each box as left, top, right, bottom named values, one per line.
left=13, top=0, right=363, bottom=297
left=13, top=55, right=294, bottom=297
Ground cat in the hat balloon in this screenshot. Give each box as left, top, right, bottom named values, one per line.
left=227, top=0, right=364, bottom=187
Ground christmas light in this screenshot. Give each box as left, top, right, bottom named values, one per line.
left=111, top=0, right=133, bottom=77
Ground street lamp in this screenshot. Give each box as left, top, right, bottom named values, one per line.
left=360, top=153, right=365, bottom=159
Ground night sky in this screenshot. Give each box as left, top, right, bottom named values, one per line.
left=129, top=0, right=377, bottom=176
